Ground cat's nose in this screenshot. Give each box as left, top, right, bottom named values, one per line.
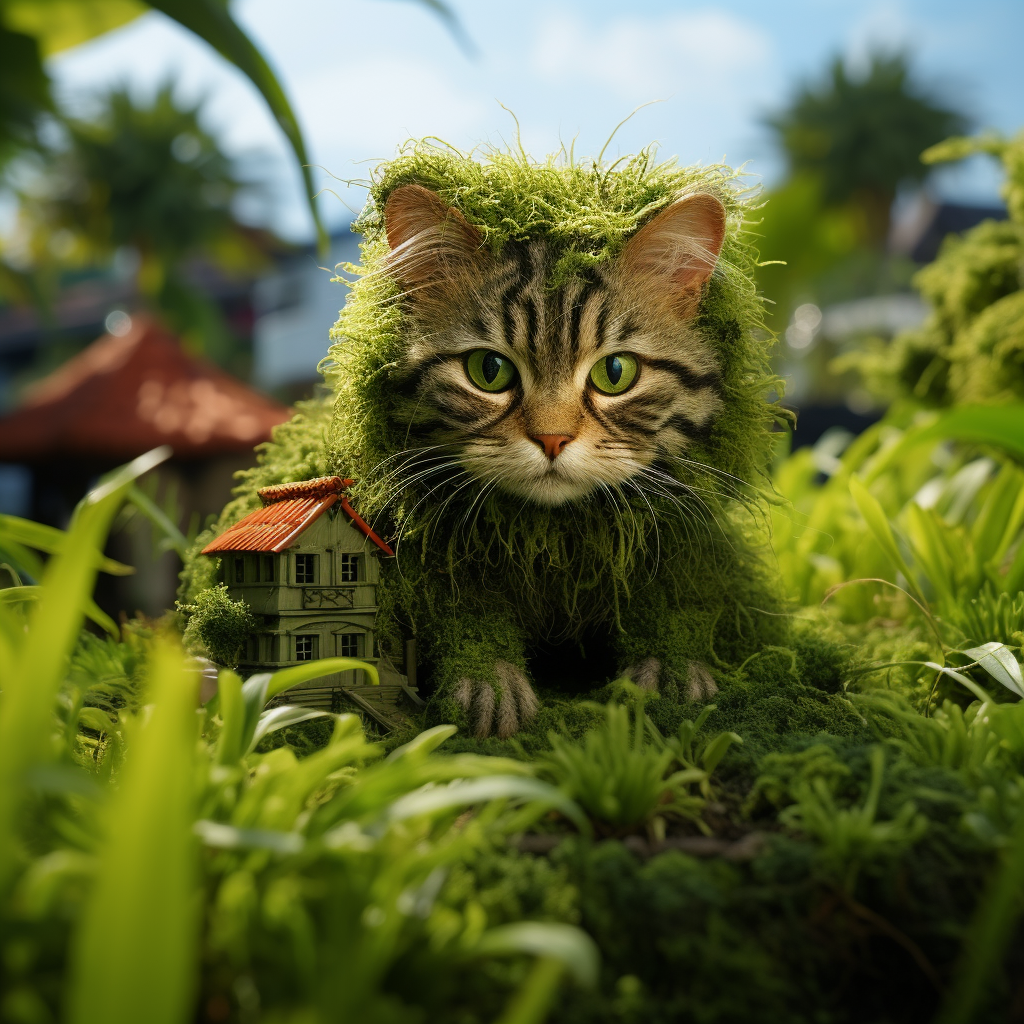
left=532, top=434, right=574, bottom=460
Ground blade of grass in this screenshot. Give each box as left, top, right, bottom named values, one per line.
left=0, top=447, right=169, bottom=890
left=0, top=513, right=134, bottom=575
left=126, top=483, right=189, bottom=559
left=477, top=922, right=599, bottom=988
left=850, top=477, right=928, bottom=607
left=867, top=406, right=1024, bottom=482
left=494, top=958, right=566, bottom=1024
left=266, top=657, right=380, bottom=700
left=386, top=776, right=591, bottom=836
left=249, top=705, right=333, bottom=752
left=215, top=670, right=245, bottom=765
left=67, top=637, right=200, bottom=1024
left=0, top=585, right=121, bottom=636
left=961, top=644, right=1024, bottom=699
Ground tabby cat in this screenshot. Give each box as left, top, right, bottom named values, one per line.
left=187, top=148, right=781, bottom=740
left=370, top=180, right=772, bottom=738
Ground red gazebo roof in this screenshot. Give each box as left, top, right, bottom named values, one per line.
left=0, top=315, right=290, bottom=462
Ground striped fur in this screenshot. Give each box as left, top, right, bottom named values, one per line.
left=386, top=188, right=726, bottom=507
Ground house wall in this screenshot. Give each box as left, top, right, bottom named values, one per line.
left=222, top=505, right=390, bottom=686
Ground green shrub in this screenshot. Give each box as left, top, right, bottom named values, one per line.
left=840, top=130, right=1024, bottom=407
left=178, top=582, right=256, bottom=667
left=0, top=462, right=599, bottom=1024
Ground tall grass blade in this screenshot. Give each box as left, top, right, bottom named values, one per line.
left=0, top=512, right=133, bottom=575
left=477, top=922, right=599, bottom=987
left=850, top=476, right=926, bottom=605
left=484, top=922, right=599, bottom=1024
left=869, top=406, right=1024, bottom=479
left=962, top=643, right=1024, bottom=698
left=935, top=811, right=1024, bottom=1024
left=0, top=448, right=169, bottom=890
left=67, top=637, right=199, bottom=1024
left=266, top=657, right=380, bottom=700
left=249, top=705, right=332, bottom=751
left=386, top=776, right=591, bottom=835
left=126, top=483, right=189, bottom=559
left=216, top=669, right=245, bottom=765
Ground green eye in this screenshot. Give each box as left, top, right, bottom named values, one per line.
left=589, top=353, right=639, bottom=395
left=465, top=349, right=517, bottom=392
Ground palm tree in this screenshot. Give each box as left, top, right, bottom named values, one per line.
left=767, top=52, right=967, bottom=246
left=1, top=0, right=465, bottom=250
left=16, top=84, right=277, bottom=360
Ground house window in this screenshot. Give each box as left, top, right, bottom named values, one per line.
left=339, top=554, right=360, bottom=583
left=338, top=633, right=363, bottom=658
left=295, top=553, right=316, bottom=584
left=259, top=555, right=275, bottom=582
left=295, top=635, right=317, bottom=662
left=233, top=557, right=245, bottom=584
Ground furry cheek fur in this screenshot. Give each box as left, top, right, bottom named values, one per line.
left=384, top=184, right=728, bottom=508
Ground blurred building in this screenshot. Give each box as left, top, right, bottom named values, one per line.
left=0, top=255, right=261, bottom=417
left=251, top=230, right=360, bottom=397
left=0, top=221, right=364, bottom=616
left=783, top=198, right=1008, bottom=448
left=890, top=196, right=1008, bottom=264
left=0, top=315, right=289, bottom=615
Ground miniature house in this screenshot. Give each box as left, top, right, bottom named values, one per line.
left=201, top=475, right=421, bottom=729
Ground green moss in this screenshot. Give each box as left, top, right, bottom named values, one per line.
left=307, top=140, right=781, bottom=641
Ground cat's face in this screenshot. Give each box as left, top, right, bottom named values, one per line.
left=383, top=184, right=727, bottom=507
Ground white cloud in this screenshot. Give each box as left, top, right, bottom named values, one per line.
left=531, top=9, right=772, bottom=102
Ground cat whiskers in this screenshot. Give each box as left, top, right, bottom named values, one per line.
left=631, top=467, right=738, bottom=576
left=391, top=467, right=475, bottom=564
left=368, top=452, right=469, bottom=543
left=372, top=456, right=463, bottom=515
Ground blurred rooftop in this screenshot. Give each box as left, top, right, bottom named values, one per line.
left=0, top=314, right=289, bottom=463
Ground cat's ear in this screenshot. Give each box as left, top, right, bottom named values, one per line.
left=383, top=184, right=486, bottom=297
left=618, top=193, right=726, bottom=317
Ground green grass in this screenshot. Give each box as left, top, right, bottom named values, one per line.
left=0, top=456, right=598, bottom=1024
left=6, top=407, right=1024, bottom=1024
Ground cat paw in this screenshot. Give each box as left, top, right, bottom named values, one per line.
left=623, top=657, right=661, bottom=693
left=685, top=660, right=718, bottom=701
left=453, top=661, right=539, bottom=739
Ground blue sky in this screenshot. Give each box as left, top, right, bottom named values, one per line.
left=50, top=0, right=1024, bottom=241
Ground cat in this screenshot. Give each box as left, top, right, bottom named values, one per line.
left=347, top=176, right=776, bottom=739
left=187, top=147, right=781, bottom=740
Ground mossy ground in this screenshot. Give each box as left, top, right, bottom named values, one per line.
left=168, top=136, right=1024, bottom=1020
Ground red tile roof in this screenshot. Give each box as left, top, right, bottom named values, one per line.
left=202, top=475, right=394, bottom=556
left=0, top=315, right=290, bottom=461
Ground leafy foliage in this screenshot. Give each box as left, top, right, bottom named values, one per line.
left=178, top=581, right=257, bottom=668
left=536, top=693, right=740, bottom=838
left=1, top=459, right=600, bottom=1024
left=841, top=131, right=1024, bottom=406
left=11, top=127, right=1024, bottom=1022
